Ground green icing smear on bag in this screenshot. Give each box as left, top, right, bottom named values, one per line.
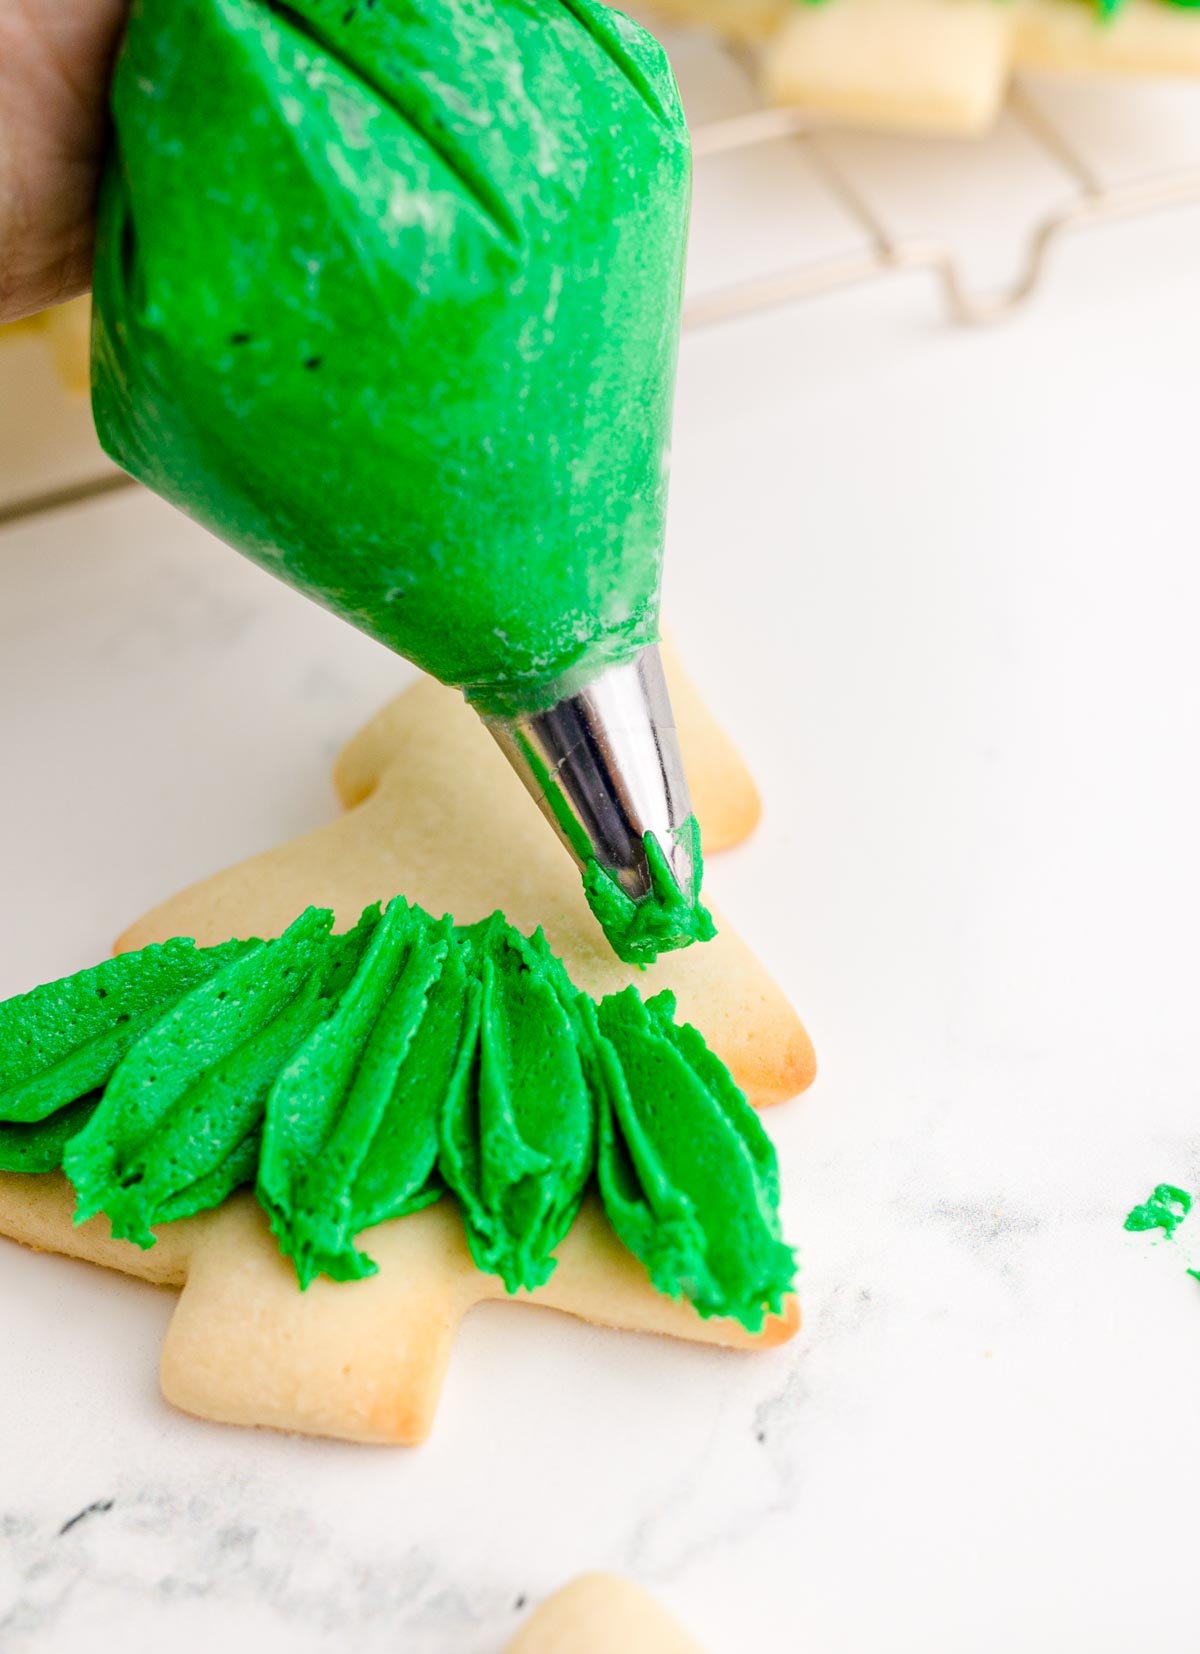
left=0, top=901, right=795, bottom=1331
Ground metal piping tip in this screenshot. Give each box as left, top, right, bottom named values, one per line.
left=485, top=643, right=698, bottom=906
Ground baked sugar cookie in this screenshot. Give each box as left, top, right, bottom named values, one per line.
left=505, top=1574, right=705, bottom=1653
left=646, top=0, right=1200, bottom=134
left=639, top=0, right=787, bottom=42
left=1017, top=0, right=1200, bottom=76
left=763, top=0, right=1014, bottom=134
left=0, top=660, right=806, bottom=1443
left=1, top=1173, right=796, bottom=1445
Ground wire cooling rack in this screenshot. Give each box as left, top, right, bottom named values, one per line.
left=684, top=75, right=1200, bottom=330
left=5, top=52, right=1200, bottom=527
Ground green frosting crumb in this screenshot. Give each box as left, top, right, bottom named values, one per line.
left=0, top=898, right=794, bottom=1332
left=583, top=816, right=717, bottom=967
left=1123, top=1184, right=1193, bottom=1236
left=1124, top=1182, right=1200, bottom=1293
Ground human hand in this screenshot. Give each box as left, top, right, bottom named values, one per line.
left=0, top=0, right=128, bottom=322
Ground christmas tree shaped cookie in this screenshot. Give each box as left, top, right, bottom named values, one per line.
left=0, top=656, right=811, bottom=1443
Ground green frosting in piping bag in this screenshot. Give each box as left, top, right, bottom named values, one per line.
left=91, top=0, right=691, bottom=718
left=0, top=900, right=795, bottom=1331
left=583, top=817, right=716, bottom=967
left=91, top=0, right=709, bottom=970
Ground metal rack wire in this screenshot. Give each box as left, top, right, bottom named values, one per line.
left=684, top=76, right=1200, bottom=330
left=5, top=55, right=1200, bottom=528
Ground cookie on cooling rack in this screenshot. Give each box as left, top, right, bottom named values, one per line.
left=643, top=0, right=1200, bottom=134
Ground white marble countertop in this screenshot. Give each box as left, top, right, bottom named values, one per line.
left=4, top=36, right=1200, bottom=1654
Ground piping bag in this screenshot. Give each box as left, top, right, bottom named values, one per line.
left=90, top=0, right=713, bottom=967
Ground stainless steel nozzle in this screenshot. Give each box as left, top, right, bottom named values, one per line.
left=485, top=643, right=697, bottom=904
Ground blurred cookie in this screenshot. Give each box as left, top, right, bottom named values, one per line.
left=505, top=1574, right=706, bottom=1652
left=0, top=296, right=91, bottom=392
left=646, top=0, right=1200, bottom=134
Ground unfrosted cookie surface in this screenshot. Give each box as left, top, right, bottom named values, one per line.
left=0, top=1173, right=797, bottom=1444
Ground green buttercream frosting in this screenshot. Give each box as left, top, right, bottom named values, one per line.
left=583, top=817, right=716, bottom=967
left=0, top=900, right=795, bottom=1330
left=66, top=908, right=335, bottom=1246
left=0, top=1097, right=102, bottom=1176
left=0, top=937, right=249, bottom=1124
left=592, top=988, right=793, bottom=1331
left=91, top=0, right=691, bottom=719
left=258, top=899, right=459, bottom=1286
left=441, top=916, right=594, bottom=1292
